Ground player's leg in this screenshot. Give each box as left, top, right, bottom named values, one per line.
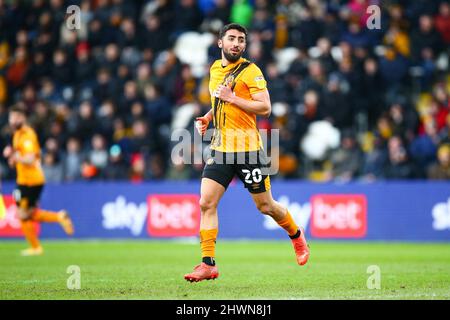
left=185, top=151, right=234, bottom=282
left=185, top=177, right=226, bottom=282
left=34, top=209, right=74, bottom=235
left=30, top=185, right=74, bottom=235
left=33, top=208, right=74, bottom=235
left=236, top=151, right=309, bottom=265
left=199, top=178, right=225, bottom=262
left=250, top=188, right=310, bottom=265
left=14, top=186, right=43, bottom=256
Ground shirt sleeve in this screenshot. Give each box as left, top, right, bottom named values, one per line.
left=241, top=64, right=267, bottom=95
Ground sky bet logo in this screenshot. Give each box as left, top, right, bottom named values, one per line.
left=102, top=194, right=200, bottom=237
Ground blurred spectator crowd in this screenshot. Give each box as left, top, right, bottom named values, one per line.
left=0, top=0, right=449, bottom=182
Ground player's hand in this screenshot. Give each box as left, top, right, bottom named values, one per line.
left=8, top=151, right=19, bottom=166
left=216, top=85, right=235, bottom=103
left=195, top=116, right=209, bottom=136
left=7, top=155, right=16, bottom=167
left=3, top=145, right=13, bottom=158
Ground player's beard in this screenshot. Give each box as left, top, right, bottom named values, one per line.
left=223, top=48, right=242, bottom=63
left=10, top=122, right=23, bottom=132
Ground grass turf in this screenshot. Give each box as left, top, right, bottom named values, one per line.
left=0, top=240, right=449, bottom=300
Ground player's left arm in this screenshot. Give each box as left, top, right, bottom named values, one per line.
left=217, top=86, right=271, bottom=118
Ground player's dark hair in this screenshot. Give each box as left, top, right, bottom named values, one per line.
left=219, top=23, right=248, bottom=40
left=9, top=104, right=27, bottom=116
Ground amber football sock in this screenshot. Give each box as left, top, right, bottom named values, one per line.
left=33, top=209, right=60, bottom=223
left=274, top=210, right=300, bottom=238
left=21, top=220, right=41, bottom=249
left=200, top=228, right=218, bottom=262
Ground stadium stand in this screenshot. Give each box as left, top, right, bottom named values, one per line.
left=0, top=0, right=449, bottom=182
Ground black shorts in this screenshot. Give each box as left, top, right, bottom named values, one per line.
left=202, top=150, right=271, bottom=194
left=13, top=184, right=44, bottom=209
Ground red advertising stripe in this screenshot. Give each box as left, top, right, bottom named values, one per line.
left=0, top=195, right=41, bottom=237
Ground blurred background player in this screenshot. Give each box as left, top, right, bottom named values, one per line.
left=3, top=106, right=74, bottom=256
left=184, top=23, right=309, bottom=282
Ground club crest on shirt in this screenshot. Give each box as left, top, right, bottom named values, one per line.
left=254, top=75, right=266, bottom=89
left=223, top=75, right=235, bottom=87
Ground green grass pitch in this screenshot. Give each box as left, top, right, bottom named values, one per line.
left=0, top=240, right=449, bottom=300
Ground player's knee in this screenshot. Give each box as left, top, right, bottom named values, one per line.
left=256, top=201, right=275, bottom=216
left=199, top=197, right=218, bottom=213
left=17, top=208, right=33, bottom=221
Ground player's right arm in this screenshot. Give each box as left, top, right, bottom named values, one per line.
left=3, top=145, right=15, bottom=167
left=3, top=145, right=12, bottom=158
left=216, top=85, right=271, bottom=117
left=196, top=110, right=213, bottom=136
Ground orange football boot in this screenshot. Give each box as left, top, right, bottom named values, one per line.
left=184, top=263, right=219, bottom=282
left=291, top=227, right=310, bottom=265
left=58, top=210, right=74, bottom=235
